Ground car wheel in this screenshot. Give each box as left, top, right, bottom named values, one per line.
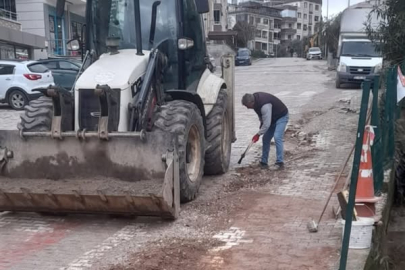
left=8, top=89, right=28, bottom=110
left=336, top=76, right=342, bottom=89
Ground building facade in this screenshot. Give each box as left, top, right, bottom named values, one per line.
left=203, top=0, right=229, bottom=40
left=0, top=0, right=46, bottom=60
left=281, top=0, right=322, bottom=39
left=229, top=1, right=282, bottom=55
left=0, top=0, right=85, bottom=60
left=15, top=0, right=85, bottom=59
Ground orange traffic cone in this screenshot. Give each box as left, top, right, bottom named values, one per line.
left=355, top=125, right=381, bottom=220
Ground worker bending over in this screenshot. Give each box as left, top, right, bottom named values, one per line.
left=242, top=92, right=289, bottom=169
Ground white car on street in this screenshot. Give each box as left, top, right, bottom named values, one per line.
left=306, top=47, right=323, bottom=60
left=0, top=60, right=54, bottom=110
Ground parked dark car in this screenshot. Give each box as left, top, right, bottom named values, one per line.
left=32, top=58, right=82, bottom=90
left=235, top=48, right=252, bottom=66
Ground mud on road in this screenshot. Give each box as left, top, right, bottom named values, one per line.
left=106, top=102, right=357, bottom=270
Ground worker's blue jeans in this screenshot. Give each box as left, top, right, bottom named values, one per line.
left=261, top=113, right=289, bottom=165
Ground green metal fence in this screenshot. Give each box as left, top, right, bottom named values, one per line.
left=339, top=66, right=399, bottom=270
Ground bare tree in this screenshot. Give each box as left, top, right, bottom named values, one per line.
left=233, top=21, right=255, bottom=48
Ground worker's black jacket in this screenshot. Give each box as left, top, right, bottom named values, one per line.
left=253, top=92, right=288, bottom=125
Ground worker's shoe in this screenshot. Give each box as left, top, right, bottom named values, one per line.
left=274, top=162, right=285, bottom=170
left=259, top=162, right=269, bottom=169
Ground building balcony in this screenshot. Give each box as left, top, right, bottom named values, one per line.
left=273, top=28, right=281, bottom=33
left=280, top=28, right=297, bottom=35
left=0, top=9, right=21, bottom=31
left=282, top=17, right=297, bottom=23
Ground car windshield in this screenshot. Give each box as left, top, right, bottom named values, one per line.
left=238, top=50, right=249, bottom=57
left=309, top=48, right=320, bottom=52
left=90, top=0, right=177, bottom=55
left=341, top=42, right=381, bottom=57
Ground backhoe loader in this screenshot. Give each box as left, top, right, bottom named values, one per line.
left=0, top=0, right=235, bottom=219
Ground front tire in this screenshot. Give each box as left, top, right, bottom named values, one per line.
left=8, top=89, right=28, bottom=110
left=204, top=89, right=231, bottom=175
left=336, top=76, right=342, bottom=89
left=154, top=100, right=205, bottom=203
left=18, top=96, right=53, bottom=131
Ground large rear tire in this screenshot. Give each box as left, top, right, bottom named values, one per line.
left=154, top=100, right=205, bottom=203
left=204, top=89, right=231, bottom=175
left=18, top=96, right=53, bottom=131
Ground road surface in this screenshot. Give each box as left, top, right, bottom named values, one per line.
left=0, top=58, right=361, bottom=270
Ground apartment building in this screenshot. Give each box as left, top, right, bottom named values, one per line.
left=0, top=0, right=85, bottom=59
left=283, top=0, right=322, bottom=38
left=279, top=5, right=297, bottom=41
left=229, top=1, right=282, bottom=55
left=0, top=0, right=45, bottom=60
left=203, top=0, right=230, bottom=42
left=13, top=0, right=85, bottom=59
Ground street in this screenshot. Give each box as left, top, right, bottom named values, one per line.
left=0, top=58, right=361, bottom=270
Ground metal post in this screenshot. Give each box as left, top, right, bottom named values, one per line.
left=371, top=76, right=383, bottom=194
left=338, top=80, right=372, bottom=270
left=222, top=54, right=236, bottom=143
left=325, top=0, right=329, bottom=59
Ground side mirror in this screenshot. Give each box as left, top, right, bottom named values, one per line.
left=195, top=0, right=209, bottom=14
left=67, top=39, right=80, bottom=51
left=178, top=38, right=194, bottom=50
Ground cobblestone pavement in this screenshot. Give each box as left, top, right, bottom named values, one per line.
left=0, top=58, right=362, bottom=270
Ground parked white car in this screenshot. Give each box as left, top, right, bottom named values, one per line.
left=0, top=60, right=54, bottom=110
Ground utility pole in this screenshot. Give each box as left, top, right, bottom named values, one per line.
left=348, top=0, right=350, bottom=7
left=324, top=0, right=329, bottom=59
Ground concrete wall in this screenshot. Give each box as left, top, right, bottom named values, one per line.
left=0, top=17, right=21, bottom=31
left=15, top=0, right=46, bottom=36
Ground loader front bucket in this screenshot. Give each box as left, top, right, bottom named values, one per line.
left=0, top=130, right=180, bottom=219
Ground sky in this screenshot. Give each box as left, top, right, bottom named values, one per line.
left=322, top=0, right=364, bottom=18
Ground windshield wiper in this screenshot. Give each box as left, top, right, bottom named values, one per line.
left=356, top=54, right=375, bottom=57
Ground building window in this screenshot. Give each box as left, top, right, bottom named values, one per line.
left=309, top=15, right=312, bottom=23
left=304, top=14, right=307, bottom=19
left=288, top=35, right=292, bottom=40
left=214, top=10, right=220, bottom=24
left=315, top=16, right=319, bottom=22
left=262, top=31, right=268, bottom=38
left=270, top=20, right=274, bottom=29
left=249, top=16, right=254, bottom=25
left=262, top=43, right=267, bottom=51
left=255, top=30, right=261, bottom=38
left=263, top=19, right=269, bottom=25
left=256, top=17, right=261, bottom=24
left=308, top=26, right=312, bottom=32
left=274, top=32, right=279, bottom=40
left=304, top=2, right=308, bottom=8
left=297, top=23, right=301, bottom=29
left=0, top=0, right=16, bottom=20
left=288, top=23, right=293, bottom=28
left=303, top=24, right=307, bottom=31
left=309, top=3, right=313, bottom=11
left=298, top=12, right=301, bottom=18
left=268, top=34, right=273, bottom=42
left=315, top=5, right=319, bottom=11
left=297, top=35, right=301, bottom=40
left=71, top=21, right=83, bottom=39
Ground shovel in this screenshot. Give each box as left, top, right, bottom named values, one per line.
left=238, top=141, right=254, bottom=164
